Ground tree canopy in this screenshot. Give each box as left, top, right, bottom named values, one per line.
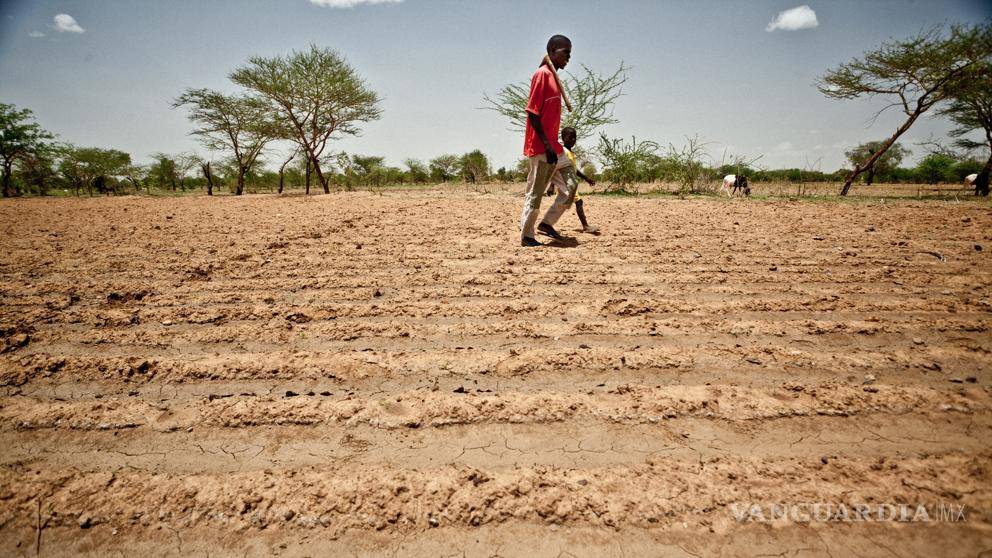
left=429, top=154, right=460, bottom=182
left=1, top=103, right=54, bottom=197
left=596, top=133, right=659, bottom=192
left=58, top=146, right=131, bottom=195
left=483, top=62, right=628, bottom=141
left=174, top=89, right=277, bottom=195
left=230, top=44, right=382, bottom=193
left=818, top=22, right=992, bottom=195
left=845, top=141, right=911, bottom=185
left=459, top=150, right=490, bottom=183
left=936, top=61, right=992, bottom=194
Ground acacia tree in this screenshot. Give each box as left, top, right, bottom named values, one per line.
left=277, top=147, right=299, bottom=194
left=937, top=62, right=992, bottom=195
left=195, top=159, right=215, bottom=195
left=404, top=158, right=429, bottom=183
left=459, top=150, right=490, bottom=183
left=916, top=152, right=957, bottom=184
left=666, top=135, right=713, bottom=196
left=124, top=163, right=147, bottom=193
left=350, top=155, right=404, bottom=190
left=845, top=141, right=911, bottom=185
left=230, top=45, right=383, bottom=194
left=1, top=103, right=54, bottom=197
left=174, top=89, right=276, bottom=195
left=174, top=152, right=200, bottom=191
left=149, top=154, right=178, bottom=191
left=12, top=141, right=60, bottom=196
left=428, top=154, right=459, bottom=182
left=59, top=146, right=131, bottom=196
left=596, top=134, right=659, bottom=192
left=483, top=63, right=628, bottom=141
left=818, top=23, right=992, bottom=195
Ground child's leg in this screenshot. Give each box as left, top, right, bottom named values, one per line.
left=575, top=199, right=590, bottom=228
left=576, top=199, right=599, bottom=233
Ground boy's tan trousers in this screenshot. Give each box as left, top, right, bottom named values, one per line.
left=519, top=154, right=575, bottom=240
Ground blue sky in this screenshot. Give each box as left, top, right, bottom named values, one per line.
left=0, top=0, right=989, bottom=172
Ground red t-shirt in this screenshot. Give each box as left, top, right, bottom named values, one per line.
left=523, top=65, right=563, bottom=157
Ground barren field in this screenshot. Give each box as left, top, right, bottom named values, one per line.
left=1, top=189, right=991, bottom=557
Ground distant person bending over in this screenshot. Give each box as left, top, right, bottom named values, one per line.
left=519, top=34, right=573, bottom=247
left=545, top=126, right=599, bottom=234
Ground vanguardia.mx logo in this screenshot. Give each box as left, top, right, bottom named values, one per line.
left=730, top=502, right=967, bottom=523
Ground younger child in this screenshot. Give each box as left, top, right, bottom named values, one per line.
left=546, top=126, right=599, bottom=234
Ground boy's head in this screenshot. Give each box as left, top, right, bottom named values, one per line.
left=561, top=126, right=577, bottom=149
left=546, top=35, right=571, bottom=70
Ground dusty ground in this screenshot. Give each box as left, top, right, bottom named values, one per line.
left=0, top=189, right=990, bottom=557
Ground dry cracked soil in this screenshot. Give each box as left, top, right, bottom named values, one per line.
left=0, top=189, right=990, bottom=556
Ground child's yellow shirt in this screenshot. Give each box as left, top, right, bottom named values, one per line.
left=564, top=147, right=577, bottom=168
left=563, top=148, right=582, bottom=201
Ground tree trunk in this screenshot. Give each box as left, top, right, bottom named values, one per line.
left=202, top=162, right=214, bottom=196
left=865, top=166, right=875, bottom=186
left=278, top=151, right=295, bottom=195
left=841, top=112, right=921, bottom=196
left=1, top=163, right=13, bottom=198
left=236, top=168, right=245, bottom=196
left=976, top=152, right=992, bottom=197
left=305, top=158, right=311, bottom=196
left=978, top=130, right=992, bottom=197
left=311, top=155, right=330, bottom=194
left=94, top=175, right=108, bottom=196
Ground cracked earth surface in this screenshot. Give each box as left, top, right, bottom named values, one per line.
left=1, top=190, right=991, bottom=556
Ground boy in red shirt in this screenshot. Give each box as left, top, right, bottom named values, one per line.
left=519, top=34, right=572, bottom=247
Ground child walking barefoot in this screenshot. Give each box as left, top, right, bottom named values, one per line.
left=546, top=126, right=600, bottom=234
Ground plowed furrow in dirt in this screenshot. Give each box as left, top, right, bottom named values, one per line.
left=14, top=293, right=987, bottom=316
left=1, top=453, right=988, bottom=536
left=3, top=384, right=986, bottom=431
left=3, top=414, right=988, bottom=473
left=5, top=334, right=987, bottom=388
left=6, top=523, right=989, bottom=558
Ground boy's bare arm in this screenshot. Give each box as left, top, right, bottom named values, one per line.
left=576, top=169, right=595, bottom=185
left=527, top=112, right=558, bottom=165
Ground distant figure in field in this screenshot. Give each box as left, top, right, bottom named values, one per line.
left=545, top=126, right=599, bottom=234
left=721, top=174, right=750, bottom=197
left=519, top=34, right=572, bottom=247
left=965, top=173, right=990, bottom=196
left=965, top=173, right=979, bottom=194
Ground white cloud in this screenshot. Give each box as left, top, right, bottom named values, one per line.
left=53, top=13, right=84, bottom=33
left=774, top=141, right=794, bottom=151
left=766, top=5, right=818, bottom=32
left=309, top=0, right=403, bottom=7
left=28, top=30, right=46, bottom=38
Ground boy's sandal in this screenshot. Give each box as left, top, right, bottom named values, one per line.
left=537, top=223, right=565, bottom=240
